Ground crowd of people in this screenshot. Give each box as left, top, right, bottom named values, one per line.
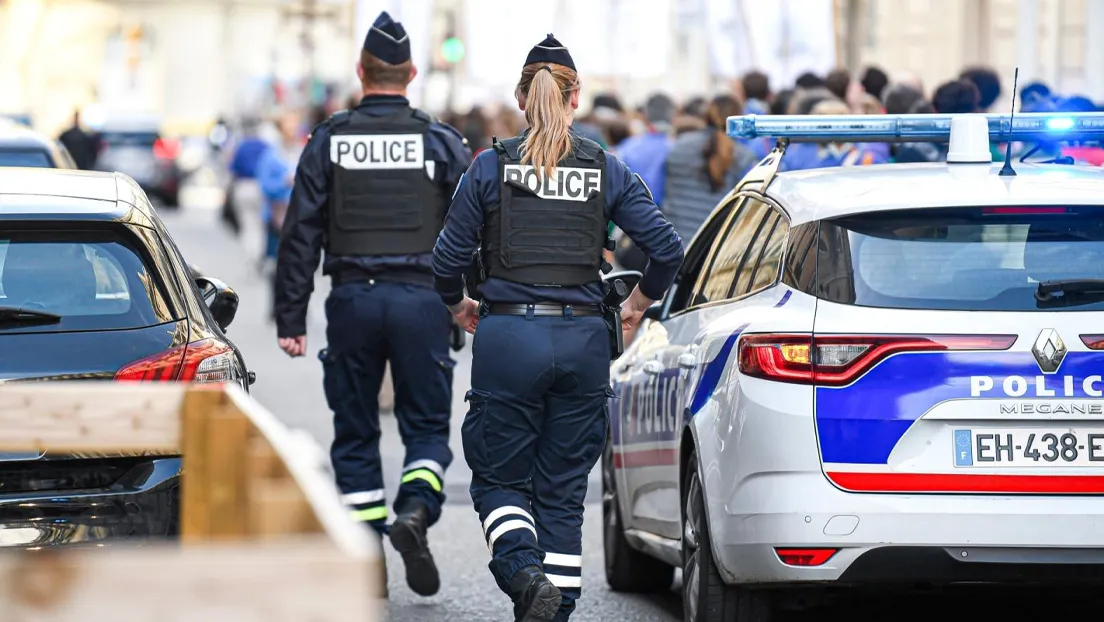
left=220, top=64, right=1104, bottom=305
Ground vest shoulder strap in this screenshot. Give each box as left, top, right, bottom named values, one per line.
left=498, top=136, right=524, bottom=161
left=328, top=110, right=352, bottom=128
left=573, top=136, right=604, bottom=162
left=410, top=108, right=437, bottom=124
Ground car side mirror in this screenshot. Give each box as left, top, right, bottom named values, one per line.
left=643, top=302, right=665, bottom=321
left=195, top=276, right=238, bottom=331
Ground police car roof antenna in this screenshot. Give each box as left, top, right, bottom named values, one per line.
left=998, top=68, right=1020, bottom=177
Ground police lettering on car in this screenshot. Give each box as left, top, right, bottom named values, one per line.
left=431, top=34, right=684, bottom=622
left=274, top=10, right=472, bottom=600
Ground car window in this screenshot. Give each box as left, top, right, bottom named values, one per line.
left=99, top=131, right=159, bottom=147
left=0, top=228, right=176, bottom=331
left=689, top=198, right=772, bottom=307
left=0, top=150, right=52, bottom=168
left=817, top=206, right=1104, bottom=311
left=665, top=195, right=743, bottom=315
left=745, top=211, right=790, bottom=294
left=781, top=222, right=819, bottom=295
left=728, top=204, right=777, bottom=296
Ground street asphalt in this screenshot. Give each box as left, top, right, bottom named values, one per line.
left=161, top=201, right=1104, bottom=621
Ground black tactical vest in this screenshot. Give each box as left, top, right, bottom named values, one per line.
left=483, top=136, right=608, bottom=287
left=327, top=108, right=446, bottom=256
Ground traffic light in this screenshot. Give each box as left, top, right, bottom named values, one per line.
left=441, top=36, right=465, bottom=64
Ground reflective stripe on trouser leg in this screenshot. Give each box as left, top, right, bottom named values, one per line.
left=482, top=505, right=538, bottom=554
left=343, top=489, right=388, bottom=524
left=400, top=459, right=444, bottom=492
left=542, top=552, right=583, bottom=589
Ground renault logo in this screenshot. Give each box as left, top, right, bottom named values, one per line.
left=1032, top=329, right=1068, bottom=374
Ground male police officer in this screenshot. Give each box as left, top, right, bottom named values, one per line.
left=275, top=11, right=472, bottom=597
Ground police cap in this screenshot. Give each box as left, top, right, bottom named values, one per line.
left=363, top=11, right=411, bottom=65
left=524, top=33, right=576, bottom=72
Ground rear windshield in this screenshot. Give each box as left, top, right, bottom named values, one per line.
left=0, top=229, right=176, bottom=331
left=816, top=207, right=1104, bottom=311
left=0, top=150, right=52, bottom=168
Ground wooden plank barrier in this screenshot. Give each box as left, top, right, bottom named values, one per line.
left=0, top=382, right=382, bottom=622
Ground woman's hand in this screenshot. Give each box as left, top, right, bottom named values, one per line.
left=449, top=297, right=481, bottom=334
left=620, top=286, right=655, bottom=335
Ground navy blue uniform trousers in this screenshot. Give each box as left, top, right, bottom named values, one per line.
left=463, top=310, right=611, bottom=621
left=322, top=280, right=454, bottom=532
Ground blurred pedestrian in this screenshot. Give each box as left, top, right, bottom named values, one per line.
left=673, top=96, right=707, bottom=135
left=795, top=71, right=825, bottom=89
left=741, top=70, right=772, bottom=114
left=932, top=79, right=981, bottom=114
left=274, top=10, right=472, bottom=599
left=257, top=109, right=303, bottom=315
left=770, top=88, right=796, bottom=116
left=959, top=66, right=1003, bottom=112
left=802, top=99, right=888, bottom=168
left=431, top=33, right=682, bottom=621
left=58, top=111, right=98, bottom=171
left=663, top=94, right=757, bottom=241
left=881, top=83, right=944, bottom=163
left=860, top=66, right=890, bottom=100
left=1020, top=81, right=1052, bottom=111
left=825, top=68, right=851, bottom=102
left=615, top=92, right=676, bottom=271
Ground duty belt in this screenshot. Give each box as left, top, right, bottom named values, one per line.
left=331, top=268, right=434, bottom=288
left=486, top=302, right=603, bottom=317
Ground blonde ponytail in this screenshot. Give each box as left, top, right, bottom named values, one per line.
left=516, top=63, right=579, bottom=177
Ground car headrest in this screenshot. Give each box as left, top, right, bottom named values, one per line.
left=1, top=242, right=98, bottom=307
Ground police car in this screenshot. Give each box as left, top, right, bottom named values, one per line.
left=603, top=112, right=1104, bottom=621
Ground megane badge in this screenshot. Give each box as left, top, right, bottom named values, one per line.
left=1032, top=329, right=1067, bottom=374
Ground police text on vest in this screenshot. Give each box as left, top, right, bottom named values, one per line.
left=503, top=165, right=601, bottom=202
left=331, top=134, right=424, bottom=170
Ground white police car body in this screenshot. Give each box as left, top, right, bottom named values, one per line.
left=602, top=112, right=1104, bottom=621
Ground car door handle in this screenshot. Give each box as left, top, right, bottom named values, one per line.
left=642, top=360, right=663, bottom=375
left=677, top=353, right=697, bottom=369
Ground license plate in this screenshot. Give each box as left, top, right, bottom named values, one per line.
left=954, top=429, right=1104, bottom=467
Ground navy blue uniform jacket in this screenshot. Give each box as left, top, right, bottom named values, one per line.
left=275, top=95, right=472, bottom=338
left=432, top=135, right=685, bottom=306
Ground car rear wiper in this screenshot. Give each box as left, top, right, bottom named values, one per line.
left=1035, top=279, right=1104, bottom=308
left=0, top=306, right=62, bottom=325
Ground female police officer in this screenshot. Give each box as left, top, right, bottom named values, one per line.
left=431, top=34, right=684, bottom=622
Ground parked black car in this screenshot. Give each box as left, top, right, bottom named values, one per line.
left=0, top=167, right=253, bottom=547
left=0, top=121, right=77, bottom=169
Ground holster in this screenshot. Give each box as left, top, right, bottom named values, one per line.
left=602, top=303, right=625, bottom=361
left=464, top=247, right=486, bottom=303
left=450, top=324, right=465, bottom=352
left=601, top=279, right=627, bottom=361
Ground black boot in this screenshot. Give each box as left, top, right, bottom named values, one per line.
left=509, top=565, right=562, bottom=622
left=389, top=502, right=440, bottom=596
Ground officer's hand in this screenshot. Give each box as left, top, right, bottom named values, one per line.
left=621, top=287, right=655, bottom=335
left=278, top=335, right=307, bottom=357
left=449, top=297, right=480, bottom=334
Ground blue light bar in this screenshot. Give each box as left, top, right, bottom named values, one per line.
left=727, top=112, right=1104, bottom=143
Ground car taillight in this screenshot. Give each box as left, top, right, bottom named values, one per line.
left=1081, top=335, right=1104, bottom=350
left=153, top=138, right=180, bottom=160
left=115, top=339, right=236, bottom=383
left=775, top=548, right=838, bottom=567
left=738, top=334, right=1017, bottom=386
